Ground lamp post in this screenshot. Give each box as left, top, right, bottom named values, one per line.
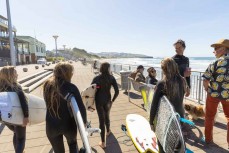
left=53, top=35, right=58, bottom=59
left=6, top=0, right=16, bottom=66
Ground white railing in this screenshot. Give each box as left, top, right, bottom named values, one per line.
left=95, top=61, right=206, bottom=104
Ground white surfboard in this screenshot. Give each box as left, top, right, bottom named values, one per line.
left=154, top=96, right=186, bottom=153
left=65, top=93, right=100, bottom=153
left=81, top=84, right=97, bottom=112
left=126, top=114, right=159, bottom=153
left=0, top=92, right=46, bottom=126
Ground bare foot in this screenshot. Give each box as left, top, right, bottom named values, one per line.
left=99, top=142, right=106, bottom=149
left=106, top=130, right=111, bottom=137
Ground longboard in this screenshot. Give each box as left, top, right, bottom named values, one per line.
left=0, top=92, right=46, bottom=126
left=154, top=96, right=186, bottom=153
left=65, top=93, right=101, bottom=153
left=81, top=84, right=97, bottom=112
left=126, top=114, right=159, bottom=153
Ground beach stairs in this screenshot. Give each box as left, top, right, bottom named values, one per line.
left=18, top=70, right=53, bottom=93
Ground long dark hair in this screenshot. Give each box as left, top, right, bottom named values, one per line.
left=43, top=62, right=74, bottom=118
left=161, top=58, right=186, bottom=100
left=0, top=66, right=20, bottom=92
left=99, top=62, right=111, bottom=90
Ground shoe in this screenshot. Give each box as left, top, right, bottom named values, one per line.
left=201, top=137, right=213, bottom=144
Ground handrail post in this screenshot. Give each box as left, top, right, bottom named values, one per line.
left=128, top=77, right=130, bottom=102
left=198, top=72, right=202, bottom=104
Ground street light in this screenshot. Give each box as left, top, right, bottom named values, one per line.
left=53, top=35, right=58, bottom=59
left=6, top=0, right=16, bottom=66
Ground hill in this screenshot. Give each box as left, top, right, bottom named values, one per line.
left=91, top=52, right=153, bottom=58
left=46, top=47, right=100, bottom=60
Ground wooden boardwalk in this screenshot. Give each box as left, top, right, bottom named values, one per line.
left=0, top=62, right=229, bottom=153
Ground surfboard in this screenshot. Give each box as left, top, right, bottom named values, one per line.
left=126, top=114, right=159, bottom=153
left=139, top=84, right=155, bottom=113
left=81, top=84, right=97, bottom=112
left=0, top=92, right=46, bottom=126
left=65, top=93, right=95, bottom=153
left=154, top=96, right=186, bottom=153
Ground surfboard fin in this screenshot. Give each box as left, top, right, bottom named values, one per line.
left=121, top=124, right=127, bottom=131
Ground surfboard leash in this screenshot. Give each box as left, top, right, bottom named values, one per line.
left=117, top=124, right=133, bottom=146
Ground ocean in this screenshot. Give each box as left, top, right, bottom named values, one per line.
left=104, top=57, right=215, bottom=72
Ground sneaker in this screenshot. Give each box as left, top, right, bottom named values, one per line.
left=201, top=137, right=213, bottom=144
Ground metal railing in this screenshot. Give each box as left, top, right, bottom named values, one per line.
left=95, top=61, right=207, bottom=104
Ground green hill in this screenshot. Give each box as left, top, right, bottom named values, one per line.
left=47, top=47, right=100, bottom=60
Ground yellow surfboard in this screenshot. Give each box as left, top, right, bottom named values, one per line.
left=126, top=114, right=159, bottom=153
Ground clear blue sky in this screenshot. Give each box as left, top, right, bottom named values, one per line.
left=0, top=0, right=228, bottom=57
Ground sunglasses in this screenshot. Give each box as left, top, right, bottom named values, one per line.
left=214, top=46, right=223, bottom=51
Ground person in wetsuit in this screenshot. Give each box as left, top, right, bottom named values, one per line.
left=172, top=39, right=191, bottom=97
left=0, top=66, right=29, bottom=153
left=145, top=67, right=158, bottom=85
left=91, top=62, right=119, bottom=149
left=43, top=63, right=87, bottom=153
left=149, top=58, right=188, bottom=153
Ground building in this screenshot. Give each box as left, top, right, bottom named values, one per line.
left=0, top=15, right=18, bottom=66
left=16, top=36, right=46, bottom=64
left=0, top=15, right=46, bottom=66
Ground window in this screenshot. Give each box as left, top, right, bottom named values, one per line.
left=18, top=43, right=23, bottom=52
left=36, top=45, right=39, bottom=52
left=24, top=43, right=29, bottom=53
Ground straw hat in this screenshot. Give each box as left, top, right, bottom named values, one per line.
left=211, top=39, right=229, bottom=49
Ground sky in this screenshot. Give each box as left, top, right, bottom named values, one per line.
left=0, top=0, right=229, bottom=57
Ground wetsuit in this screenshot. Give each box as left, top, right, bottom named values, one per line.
left=91, top=74, right=119, bottom=142
left=150, top=80, right=185, bottom=125
left=149, top=80, right=185, bottom=153
left=44, top=80, right=87, bottom=153
left=3, top=85, right=28, bottom=153
left=172, top=54, right=191, bottom=88
left=146, top=76, right=158, bottom=85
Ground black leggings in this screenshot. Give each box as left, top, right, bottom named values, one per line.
left=6, top=124, right=26, bottom=153
left=96, top=102, right=112, bottom=142
left=46, top=125, right=78, bottom=153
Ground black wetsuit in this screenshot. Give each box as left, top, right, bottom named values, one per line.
left=172, top=54, right=191, bottom=88
left=149, top=80, right=185, bottom=153
left=150, top=80, right=185, bottom=125
left=3, top=85, right=28, bottom=153
left=91, top=74, right=119, bottom=142
left=148, top=76, right=158, bottom=85
left=44, top=80, right=87, bottom=153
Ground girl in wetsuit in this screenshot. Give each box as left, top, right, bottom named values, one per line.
left=149, top=58, right=187, bottom=153
left=43, top=63, right=87, bottom=153
left=0, top=66, right=29, bottom=153
left=91, top=62, right=119, bottom=149
left=145, top=67, right=158, bottom=85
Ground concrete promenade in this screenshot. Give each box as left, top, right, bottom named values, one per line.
left=0, top=62, right=229, bottom=153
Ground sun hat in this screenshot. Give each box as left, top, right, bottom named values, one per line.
left=211, top=39, right=229, bottom=49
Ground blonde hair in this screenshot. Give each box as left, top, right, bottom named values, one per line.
left=161, top=58, right=186, bottom=100
left=43, top=62, right=74, bottom=118
left=0, top=66, right=19, bottom=91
